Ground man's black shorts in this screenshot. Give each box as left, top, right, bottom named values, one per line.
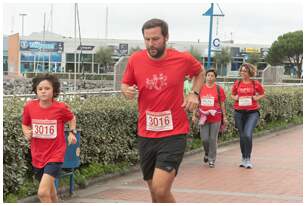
left=32, top=162, right=63, bottom=182
left=137, top=134, right=187, bottom=181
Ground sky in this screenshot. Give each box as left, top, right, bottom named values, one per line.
left=1, top=0, right=304, bottom=46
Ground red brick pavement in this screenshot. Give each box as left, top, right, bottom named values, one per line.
left=66, top=125, right=303, bottom=203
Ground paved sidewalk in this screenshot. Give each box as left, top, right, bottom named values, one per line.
left=63, top=125, right=303, bottom=203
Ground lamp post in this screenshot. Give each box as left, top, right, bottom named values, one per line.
left=202, top=3, right=224, bottom=69
left=19, top=13, right=27, bottom=37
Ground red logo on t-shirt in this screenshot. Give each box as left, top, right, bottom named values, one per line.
left=145, top=73, right=168, bottom=90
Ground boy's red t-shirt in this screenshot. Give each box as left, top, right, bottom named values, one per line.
left=199, top=83, right=226, bottom=123
left=122, top=48, right=202, bottom=138
left=22, top=99, right=74, bottom=168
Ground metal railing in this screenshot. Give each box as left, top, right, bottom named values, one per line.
left=3, top=90, right=122, bottom=99
left=4, top=82, right=302, bottom=99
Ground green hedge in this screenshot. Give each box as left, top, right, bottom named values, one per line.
left=3, top=87, right=303, bottom=197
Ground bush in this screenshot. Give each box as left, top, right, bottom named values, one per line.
left=3, top=87, right=303, bottom=198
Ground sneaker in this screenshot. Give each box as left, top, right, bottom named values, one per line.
left=203, top=155, right=208, bottom=163
left=245, top=159, right=253, bottom=169
left=239, top=158, right=246, bottom=168
left=209, top=161, right=215, bottom=168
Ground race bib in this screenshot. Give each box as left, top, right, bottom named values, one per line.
left=146, top=110, right=173, bottom=131
left=238, top=97, right=252, bottom=106
left=32, top=119, right=57, bottom=139
left=201, top=97, right=215, bottom=106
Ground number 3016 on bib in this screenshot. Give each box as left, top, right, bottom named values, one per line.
left=146, top=110, right=173, bottom=132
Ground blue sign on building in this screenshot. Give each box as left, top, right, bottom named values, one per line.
left=20, top=40, right=64, bottom=52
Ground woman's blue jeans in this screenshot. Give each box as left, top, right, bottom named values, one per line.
left=234, top=110, right=259, bottom=159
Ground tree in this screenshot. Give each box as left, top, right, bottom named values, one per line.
left=95, top=47, right=114, bottom=73
left=213, top=47, right=231, bottom=76
left=189, top=46, right=202, bottom=62
left=129, top=46, right=142, bottom=55
left=246, top=52, right=261, bottom=66
left=266, top=30, right=303, bottom=78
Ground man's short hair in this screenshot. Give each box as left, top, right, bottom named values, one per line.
left=142, top=18, right=168, bottom=37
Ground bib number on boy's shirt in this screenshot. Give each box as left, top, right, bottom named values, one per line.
left=32, top=119, right=57, bottom=139
left=238, top=97, right=252, bottom=106
left=201, top=97, right=215, bottom=106
left=146, top=110, right=173, bottom=131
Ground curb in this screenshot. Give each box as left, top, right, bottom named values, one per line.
left=17, top=123, right=301, bottom=203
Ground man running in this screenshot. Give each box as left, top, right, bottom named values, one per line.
left=121, top=18, right=204, bottom=203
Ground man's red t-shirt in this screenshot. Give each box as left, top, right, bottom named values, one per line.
left=231, top=80, right=265, bottom=111
left=199, top=83, right=226, bottom=123
left=122, top=48, right=202, bottom=138
left=22, top=99, right=74, bottom=168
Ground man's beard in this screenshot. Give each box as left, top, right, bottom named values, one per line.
left=147, top=44, right=166, bottom=59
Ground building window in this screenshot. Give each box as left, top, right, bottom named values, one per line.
left=66, top=53, right=93, bottom=63
left=3, top=56, right=8, bottom=72
left=65, top=63, right=76, bottom=73
left=35, top=62, right=49, bottom=73
left=231, top=57, right=244, bottom=71
left=50, top=63, right=62, bottom=72
left=20, top=62, right=34, bottom=73
left=66, top=53, right=75, bottom=62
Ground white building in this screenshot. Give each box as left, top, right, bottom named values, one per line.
left=5, top=31, right=270, bottom=78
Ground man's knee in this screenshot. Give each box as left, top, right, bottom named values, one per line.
left=37, top=188, right=51, bottom=200
left=151, top=186, right=170, bottom=200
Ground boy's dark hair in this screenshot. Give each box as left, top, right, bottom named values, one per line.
left=32, top=73, right=60, bottom=98
left=206, top=69, right=217, bottom=78
left=142, top=18, right=169, bottom=37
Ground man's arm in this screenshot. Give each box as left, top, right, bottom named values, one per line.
left=191, top=67, right=205, bottom=95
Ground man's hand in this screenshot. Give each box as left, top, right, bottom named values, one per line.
left=122, top=84, right=138, bottom=100
left=182, top=93, right=199, bottom=112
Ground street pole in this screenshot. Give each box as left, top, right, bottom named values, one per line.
left=43, top=12, right=46, bottom=72
left=202, top=3, right=214, bottom=70
left=74, top=3, right=77, bottom=91
left=19, top=13, right=27, bottom=37
left=207, top=3, right=214, bottom=70
left=105, top=5, right=108, bottom=39
left=203, top=3, right=224, bottom=70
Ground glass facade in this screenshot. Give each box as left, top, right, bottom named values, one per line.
left=20, top=51, right=62, bottom=73
left=66, top=53, right=93, bottom=63
left=65, top=53, right=94, bottom=74
left=19, top=40, right=64, bottom=74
